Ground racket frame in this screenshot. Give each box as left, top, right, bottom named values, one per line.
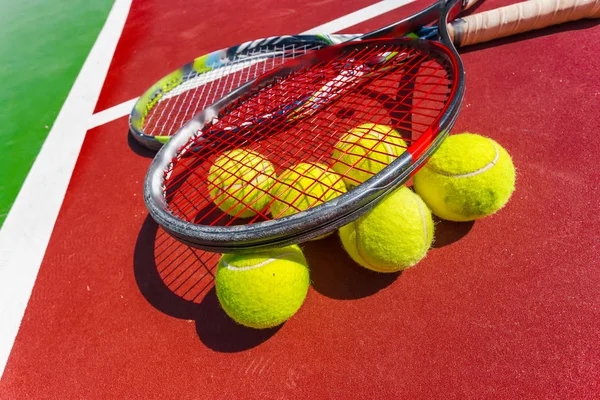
left=144, top=0, right=466, bottom=252
left=129, top=34, right=358, bottom=150
left=129, top=1, right=460, bottom=150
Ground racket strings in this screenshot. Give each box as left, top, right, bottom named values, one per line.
left=362, top=70, right=452, bottom=142
left=168, top=54, right=445, bottom=222
left=162, top=43, right=453, bottom=226
left=142, top=42, right=324, bottom=138
left=166, top=64, right=447, bottom=222
left=204, top=149, right=346, bottom=221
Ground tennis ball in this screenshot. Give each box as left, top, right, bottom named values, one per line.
left=413, top=133, right=516, bottom=221
left=208, top=149, right=276, bottom=218
left=270, top=162, right=347, bottom=219
left=331, top=123, right=407, bottom=187
left=215, top=245, right=310, bottom=329
left=339, top=186, right=434, bottom=272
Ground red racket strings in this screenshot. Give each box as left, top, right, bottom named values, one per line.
left=160, top=42, right=454, bottom=228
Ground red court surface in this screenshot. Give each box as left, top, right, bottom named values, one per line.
left=2, top=0, right=600, bottom=398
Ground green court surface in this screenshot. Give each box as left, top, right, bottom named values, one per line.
left=0, top=0, right=113, bottom=227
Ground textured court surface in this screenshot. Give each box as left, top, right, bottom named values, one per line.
left=1, top=0, right=599, bottom=398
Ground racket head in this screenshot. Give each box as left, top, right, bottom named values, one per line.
left=128, top=34, right=359, bottom=150
left=144, top=36, right=464, bottom=252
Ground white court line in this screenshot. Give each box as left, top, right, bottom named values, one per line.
left=89, top=56, right=272, bottom=129
left=88, top=0, right=416, bottom=129
left=303, top=0, right=414, bottom=34
left=0, top=0, right=133, bottom=377
left=89, top=97, right=138, bottom=130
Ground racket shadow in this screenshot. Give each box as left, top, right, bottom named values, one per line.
left=127, top=131, right=157, bottom=158
left=133, top=216, right=279, bottom=352
left=302, top=233, right=400, bottom=300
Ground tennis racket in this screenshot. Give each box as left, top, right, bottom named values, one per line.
left=128, top=0, right=600, bottom=150
left=128, top=0, right=481, bottom=150
left=144, top=0, right=600, bottom=253
left=129, top=34, right=360, bottom=150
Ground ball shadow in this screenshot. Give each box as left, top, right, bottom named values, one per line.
left=133, top=216, right=279, bottom=352
left=432, top=217, right=474, bottom=248
left=195, top=288, right=282, bottom=353
left=302, top=233, right=400, bottom=300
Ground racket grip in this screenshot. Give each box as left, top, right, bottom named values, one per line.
left=449, top=0, right=600, bottom=47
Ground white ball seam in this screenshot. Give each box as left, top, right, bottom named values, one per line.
left=425, top=140, right=500, bottom=179
left=223, top=252, right=301, bottom=271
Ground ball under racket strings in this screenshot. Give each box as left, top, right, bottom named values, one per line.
left=145, top=3, right=465, bottom=252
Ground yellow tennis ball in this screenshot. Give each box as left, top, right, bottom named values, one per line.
left=413, top=133, right=516, bottom=222
left=339, top=186, right=434, bottom=272
left=270, top=162, right=347, bottom=219
left=215, top=245, right=310, bottom=329
left=208, top=149, right=276, bottom=218
left=331, top=123, right=407, bottom=187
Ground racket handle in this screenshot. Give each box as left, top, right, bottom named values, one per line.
left=449, top=0, right=600, bottom=46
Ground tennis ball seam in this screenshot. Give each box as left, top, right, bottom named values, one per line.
left=425, top=140, right=500, bottom=178
left=222, top=251, right=304, bottom=271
